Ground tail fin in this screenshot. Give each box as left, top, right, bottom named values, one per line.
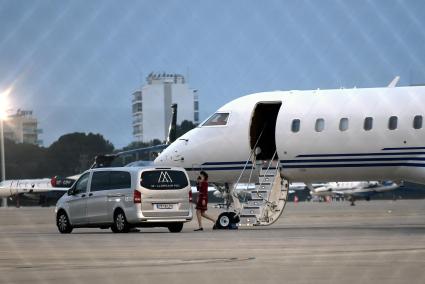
left=388, top=76, right=400, bottom=87
left=166, top=104, right=178, bottom=145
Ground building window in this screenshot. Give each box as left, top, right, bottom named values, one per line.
left=339, top=118, right=349, bottom=131
left=388, top=116, right=398, bottom=130
left=194, top=112, right=199, bottom=123
left=291, top=119, right=300, bottom=133
left=194, top=101, right=199, bottom=112
left=203, top=113, right=229, bottom=126
left=132, top=102, right=142, bottom=113
left=413, top=115, right=423, bottom=129
left=315, top=118, right=325, bottom=132
left=364, top=117, right=373, bottom=131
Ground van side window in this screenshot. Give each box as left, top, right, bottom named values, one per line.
left=110, top=171, right=131, bottom=189
left=364, top=117, right=373, bottom=131
left=315, top=118, right=325, bottom=132
left=388, top=116, right=398, bottom=130
left=91, top=171, right=110, bottom=192
left=339, top=118, right=349, bottom=131
left=74, top=173, right=90, bottom=194
left=202, top=113, right=229, bottom=126
left=291, top=119, right=300, bottom=132
left=413, top=115, right=423, bottom=129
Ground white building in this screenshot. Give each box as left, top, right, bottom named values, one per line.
left=4, top=110, right=43, bottom=145
left=132, top=73, right=199, bottom=142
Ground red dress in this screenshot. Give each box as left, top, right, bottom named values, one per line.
left=196, top=181, right=208, bottom=211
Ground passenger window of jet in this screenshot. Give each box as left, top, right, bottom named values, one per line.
left=339, top=118, right=349, bottom=131
left=315, top=118, right=325, bottom=132
left=364, top=117, right=373, bottom=131
left=388, top=116, right=398, bottom=130
left=291, top=119, right=300, bottom=133
left=203, top=113, right=229, bottom=126
left=413, top=115, right=423, bottom=129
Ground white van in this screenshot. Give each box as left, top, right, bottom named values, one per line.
left=55, top=167, right=193, bottom=233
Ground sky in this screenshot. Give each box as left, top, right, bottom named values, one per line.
left=0, top=0, right=424, bottom=148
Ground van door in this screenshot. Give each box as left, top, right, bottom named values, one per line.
left=140, top=170, right=191, bottom=218
left=68, top=172, right=90, bottom=225
left=86, top=171, right=110, bottom=224
left=87, top=171, right=132, bottom=224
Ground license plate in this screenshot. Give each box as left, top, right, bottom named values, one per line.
left=156, top=203, right=174, bottom=209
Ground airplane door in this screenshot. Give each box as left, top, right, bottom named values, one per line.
left=67, top=172, right=90, bottom=225
left=249, top=102, right=282, bottom=160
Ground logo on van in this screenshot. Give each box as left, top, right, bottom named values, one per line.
left=158, top=171, right=173, bottom=183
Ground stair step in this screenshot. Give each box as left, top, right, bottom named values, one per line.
left=240, top=214, right=257, bottom=218
left=250, top=190, right=268, bottom=193
left=255, top=184, right=270, bottom=191
left=259, top=176, right=274, bottom=183
left=241, top=207, right=261, bottom=216
left=251, top=191, right=270, bottom=200
left=255, top=182, right=271, bottom=186
left=247, top=200, right=264, bottom=206
left=250, top=198, right=264, bottom=203
left=238, top=215, right=258, bottom=226
left=243, top=205, right=261, bottom=209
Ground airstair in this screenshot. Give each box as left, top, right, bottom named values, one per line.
left=215, top=150, right=289, bottom=228
left=236, top=154, right=289, bottom=227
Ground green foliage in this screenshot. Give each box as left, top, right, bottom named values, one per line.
left=1, top=132, right=114, bottom=179
left=1, top=121, right=197, bottom=179
left=176, top=120, right=197, bottom=138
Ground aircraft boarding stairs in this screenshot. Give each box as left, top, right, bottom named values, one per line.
left=236, top=161, right=289, bottom=227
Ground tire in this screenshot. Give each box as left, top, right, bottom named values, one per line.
left=111, top=210, right=130, bottom=233
left=168, top=223, right=184, bottom=233
left=215, top=212, right=239, bottom=229
left=57, top=211, right=73, bottom=234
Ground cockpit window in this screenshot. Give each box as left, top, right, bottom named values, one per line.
left=202, top=113, right=229, bottom=126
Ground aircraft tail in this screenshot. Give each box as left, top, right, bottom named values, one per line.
left=166, top=104, right=178, bottom=145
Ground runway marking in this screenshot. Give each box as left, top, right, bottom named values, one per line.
left=6, top=257, right=256, bottom=271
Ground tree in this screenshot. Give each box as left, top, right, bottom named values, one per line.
left=176, top=120, right=197, bottom=138
left=47, top=133, right=114, bottom=175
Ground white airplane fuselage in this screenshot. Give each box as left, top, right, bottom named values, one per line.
left=155, top=86, right=425, bottom=186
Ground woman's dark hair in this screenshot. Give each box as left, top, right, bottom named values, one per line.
left=200, top=170, right=208, bottom=180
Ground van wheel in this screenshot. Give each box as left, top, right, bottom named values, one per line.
left=168, top=223, right=183, bottom=233
left=57, top=211, right=73, bottom=234
left=111, top=210, right=130, bottom=233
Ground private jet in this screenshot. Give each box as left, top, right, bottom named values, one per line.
left=154, top=77, right=425, bottom=227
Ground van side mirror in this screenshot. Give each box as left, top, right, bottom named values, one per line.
left=67, top=187, right=75, bottom=196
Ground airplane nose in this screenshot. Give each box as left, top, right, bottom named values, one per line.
left=154, top=147, right=183, bottom=166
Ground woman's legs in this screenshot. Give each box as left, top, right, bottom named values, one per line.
left=196, top=209, right=203, bottom=228
left=201, top=211, right=216, bottom=223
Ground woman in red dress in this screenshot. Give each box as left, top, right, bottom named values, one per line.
left=194, top=171, right=216, bottom=231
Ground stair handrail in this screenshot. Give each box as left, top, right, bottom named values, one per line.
left=232, top=126, right=266, bottom=195
left=256, top=150, right=279, bottom=205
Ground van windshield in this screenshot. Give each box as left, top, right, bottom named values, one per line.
left=141, top=170, right=188, bottom=190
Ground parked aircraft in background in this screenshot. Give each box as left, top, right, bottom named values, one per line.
left=0, top=177, right=73, bottom=199
left=309, top=181, right=399, bottom=205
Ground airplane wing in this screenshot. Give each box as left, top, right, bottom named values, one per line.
left=0, top=177, right=75, bottom=198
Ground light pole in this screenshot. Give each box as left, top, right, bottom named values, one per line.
left=0, top=88, right=10, bottom=207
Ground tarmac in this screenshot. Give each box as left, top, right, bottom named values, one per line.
left=1, top=200, right=425, bottom=284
